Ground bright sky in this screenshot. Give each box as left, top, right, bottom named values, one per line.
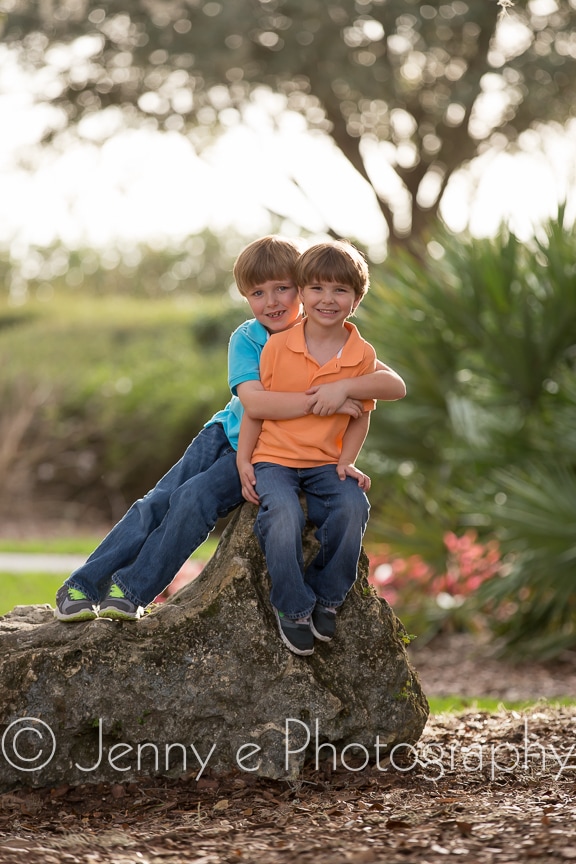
left=1, top=42, right=575, bottom=260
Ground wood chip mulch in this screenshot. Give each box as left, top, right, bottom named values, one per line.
left=1, top=705, right=575, bottom=864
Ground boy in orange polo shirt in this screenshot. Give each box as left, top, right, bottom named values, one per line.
left=236, top=240, right=406, bottom=656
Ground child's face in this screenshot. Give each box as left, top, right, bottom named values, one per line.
left=244, top=279, right=301, bottom=333
left=299, top=280, right=360, bottom=328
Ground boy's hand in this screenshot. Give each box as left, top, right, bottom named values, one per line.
left=306, top=382, right=361, bottom=416
left=237, top=460, right=260, bottom=505
left=338, top=398, right=364, bottom=418
left=337, top=462, right=371, bottom=491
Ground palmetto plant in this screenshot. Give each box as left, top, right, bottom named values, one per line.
left=359, top=207, right=576, bottom=656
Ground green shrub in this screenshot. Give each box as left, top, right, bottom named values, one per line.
left=359, top=207, right=576, bottom=656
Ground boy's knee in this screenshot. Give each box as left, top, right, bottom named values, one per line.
left=257, top=499, right=304, bottom=534
left=169, top=483, right=217, bottom=522
left=338, top=483, right=370, bottom=523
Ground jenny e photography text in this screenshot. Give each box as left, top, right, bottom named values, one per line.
left=1, top=716, right=575, bottom=782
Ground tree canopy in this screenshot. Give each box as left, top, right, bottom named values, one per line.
left=3, top=0, right=576, bottom=244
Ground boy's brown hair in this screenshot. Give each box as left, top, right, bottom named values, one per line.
left=295, top=239, right=370, bottom=298
left=233, top=235, right=302, bottom=296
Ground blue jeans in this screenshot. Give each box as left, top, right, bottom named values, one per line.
left=253, top=462, right=370, bottom=620
left=67, top=423, right=243, bottom=606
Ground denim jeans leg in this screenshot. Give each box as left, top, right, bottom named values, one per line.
left=113, top=447, right=243, bottom=606
left=66, top=424, right=238, bottom=603
left=302, top=465, right=370, bottom=609
left=254, top=463, right=317, bottom=619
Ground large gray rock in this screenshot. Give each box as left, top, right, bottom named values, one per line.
left=0, top=505, right=428, bottom=790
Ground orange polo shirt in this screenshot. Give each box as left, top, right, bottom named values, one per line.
left=252, top=320, right=377, bottom=468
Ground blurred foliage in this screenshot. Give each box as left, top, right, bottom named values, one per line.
left=358, top=206, right=576, bottom=656
left=0, top=228, right=249, bottom=522
left=1, top=228, right=246, bottom=302
left=368, top=529, right=503, bottom=645
left=0, top=245, right=248, bottom=522
left=3, top=1, right=576, bottom=244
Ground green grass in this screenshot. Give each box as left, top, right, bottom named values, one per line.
left=427, top=695, right=576, bottom=714
left=0, top=536, right=220, bottom=616
left=1, top=572, right=66, bottom=616
left=0, top=535, right=220, bottom=557
left=0, top=537, right=108, bottom=555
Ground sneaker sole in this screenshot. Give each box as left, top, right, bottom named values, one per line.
left=274, top=609, right=314, bottom=656
left=309, top=620, right=333, bottom=642
left=98, top=607, right=142, bottom=621
left=54, top=609, right=98, bottom=622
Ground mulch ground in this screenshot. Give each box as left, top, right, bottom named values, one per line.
left=408, top=633, right=576, bottom=704
left=1, top=707, right=575, bottom=863
left=1, top=633, right=576, bottom=863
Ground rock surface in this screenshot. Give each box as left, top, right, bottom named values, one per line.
left=0, top=504, right=428, bottom=790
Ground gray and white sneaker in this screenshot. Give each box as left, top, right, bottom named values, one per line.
left=310, top=604, right=337, bottom=642
left=274, top=608, right=314, bottom=656
left=54, top=585, right=97, bottom=622
left=99, top=584, right=143, bottom=620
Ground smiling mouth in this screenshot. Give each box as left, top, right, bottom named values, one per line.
left=266, top=310, right=286, bottom=319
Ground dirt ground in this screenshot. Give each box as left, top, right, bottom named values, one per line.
left=409, top=632, right=576, bottom=704
left=1, top=634, right=575, bottom=864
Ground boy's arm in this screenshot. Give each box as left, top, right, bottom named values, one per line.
left=307, top=361, right=406, bottom=417
left=236, top=414, right=263, bottom=505
left=336, top=412, right=372, bottom=491
left=237, top=380, right=364, bottom=420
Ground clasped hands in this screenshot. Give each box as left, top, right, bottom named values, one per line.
left=304, top=381, right=364, bottom=418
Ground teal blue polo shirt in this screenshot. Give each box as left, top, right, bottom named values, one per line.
left=204, top=318, right=269, bottom=451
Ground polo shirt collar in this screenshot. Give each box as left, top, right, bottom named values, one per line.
left=247, top=318, right=271, bottom=345
left=286, top=320, right=364, bottom=366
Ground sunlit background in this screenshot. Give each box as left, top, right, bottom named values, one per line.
left=2, top=81, right=576, bottom=258
left=1, top=4, right=575, bottom=260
